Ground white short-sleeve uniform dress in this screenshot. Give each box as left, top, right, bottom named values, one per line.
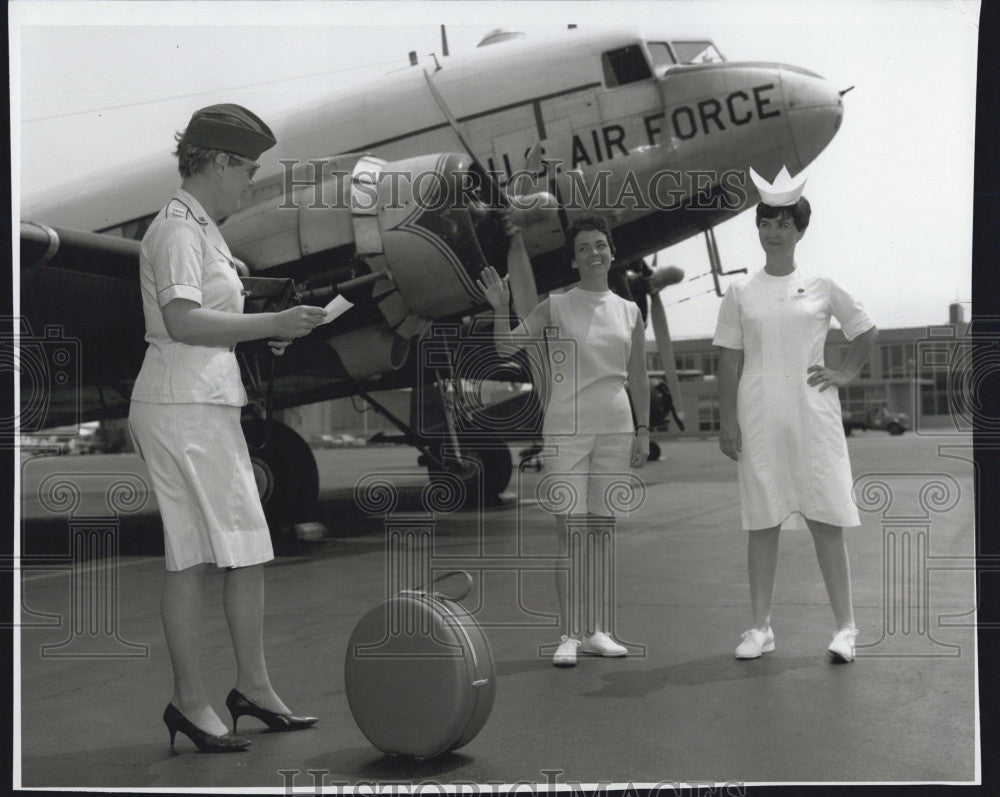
left=128, top=188, right=273, bottom=571
left=515, top=287, right=640, bottom=515
left=712, top=268, right=874, bottom=531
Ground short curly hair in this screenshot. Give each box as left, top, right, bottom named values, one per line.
left=565, top=213, right=616, bottom=262
left=755, top=196, right=811, bottom=232
left=172, top=130, right=241, bottom=178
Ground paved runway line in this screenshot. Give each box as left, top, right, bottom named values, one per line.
left=20, top=556, right=153, bottom=583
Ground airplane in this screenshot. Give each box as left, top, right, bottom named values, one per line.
left=19, top=25, right=845, bottom=538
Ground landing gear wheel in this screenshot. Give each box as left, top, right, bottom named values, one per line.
left=427, top=444, right=513, bottom=507
left=241, top=419, right=319, bottom=548
left=647, top=440, right=661, bottom=461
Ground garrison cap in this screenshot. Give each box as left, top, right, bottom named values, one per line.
left=182, top=104, right=276, bottom=159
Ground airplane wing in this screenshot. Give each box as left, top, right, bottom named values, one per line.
left=17, top=149, right=550, bottom=432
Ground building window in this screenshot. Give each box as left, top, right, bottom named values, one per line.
left=914, top=339, right=964, bottom=417
left=698, top=394, right=720, bottom=432
left=840, top=384, right=888, bottom=413
left=675, top=354, right=699, bottom=372
left=702, top=351, right=719, bottom=377
left=840, top=345, right=871, bottom=379
left=878, top=343, right=913, bottom=379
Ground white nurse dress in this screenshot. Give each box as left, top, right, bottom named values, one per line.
left=713, top=267, right=874, bottom=531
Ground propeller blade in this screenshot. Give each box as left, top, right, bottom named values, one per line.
left=524, top=141, right=543, bottom=174
left=507, top=230, right=539, bottom=318
left=648, top=291, right=685, bottom=424
left=648, top=263, right=685, bottom=292
left=422, top=71, right=540, bottom=317
left=423, top=68, right=504, bottom=205
left=511, top=141, right=544, bottom=196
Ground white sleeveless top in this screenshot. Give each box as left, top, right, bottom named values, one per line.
left=542, top=287, right=639, bottom=436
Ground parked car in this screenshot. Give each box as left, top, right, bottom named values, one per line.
left=318, top=433, right=367, bottom=448
left=842, top=405, right=909, bottom=436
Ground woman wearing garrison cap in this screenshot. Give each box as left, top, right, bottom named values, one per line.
left=128, top=104, right=327, bottom=752
left=713, top=166, right=877, bottom=665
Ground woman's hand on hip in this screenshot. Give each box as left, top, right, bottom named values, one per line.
left=274, top=305, right=327, bottom=339
left=807, top=364, right=851, bottom=392
left=719, top=421, right=741, bottom=461
left=630, top=430, right=650, bottom=469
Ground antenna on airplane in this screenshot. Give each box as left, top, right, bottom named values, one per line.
left=429, top=53, right=442, bottom=72
left=441, top=25, right=449, bottom=57
left=409, top=51, right=418, bottom=67
left=839, top=85, right=855, bottom=97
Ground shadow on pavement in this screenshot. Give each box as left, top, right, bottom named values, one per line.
left=581, top=654, right=825, bottom=698
left=300, top=747, right=475, bottom=780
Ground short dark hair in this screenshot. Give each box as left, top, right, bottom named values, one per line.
left=755, top=197, right=811, bottom=232
left=172, top=130, right=242, bottom=178
left=565, top=214, right=616, bottom=261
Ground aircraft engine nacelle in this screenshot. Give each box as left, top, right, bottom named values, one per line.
left=224, top=151, right=525, bottom=331
left=366, top=152, right=508, bottom=321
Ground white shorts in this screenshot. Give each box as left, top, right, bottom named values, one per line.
left=128, top=401, right=274, bottom=571
left=537, top=433, right=634, bottom=516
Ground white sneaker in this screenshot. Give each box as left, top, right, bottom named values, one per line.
left=735, top=627, right=775, bottom=659
left=580, top=631, right=627, bottom=657
left=828, top=628, right=858, bottom=662
left=553, top=635, right=581, bottom=667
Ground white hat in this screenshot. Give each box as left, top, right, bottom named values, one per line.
left=748, top=165, right=807, bottom=207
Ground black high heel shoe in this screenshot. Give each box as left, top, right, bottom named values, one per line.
left=226, top=688, right=319, bottom=732
left=162, top=704, right=250, bottom=753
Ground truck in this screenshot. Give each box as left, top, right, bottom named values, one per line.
left=842, top=405, right=909, bottom=436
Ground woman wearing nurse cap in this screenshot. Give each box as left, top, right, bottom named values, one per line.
left=713, top=165, right=878, bottom=663
left=128, top=104, right=326, bottom=752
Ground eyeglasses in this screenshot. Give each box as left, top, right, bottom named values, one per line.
left=224, top=152, right=260, bottom=180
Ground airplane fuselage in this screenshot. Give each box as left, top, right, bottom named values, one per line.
left=25, top=26, right=843, bottom=259
left=20, top=26, right=844, bottom=427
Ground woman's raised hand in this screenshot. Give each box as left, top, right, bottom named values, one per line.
left=476, top=266, right=510, bottom=312
left=274, top=305, right=328, bottom=339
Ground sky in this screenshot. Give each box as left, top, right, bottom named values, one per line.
left=12, top=0, right=980, bottom=340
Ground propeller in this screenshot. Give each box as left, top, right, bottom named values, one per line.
left=423, top=68, right=540, bottom=319
left=624, top=253, right=685, bottom=426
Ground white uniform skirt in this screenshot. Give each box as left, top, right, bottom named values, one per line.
left=127, top=401, right=274, bottom=571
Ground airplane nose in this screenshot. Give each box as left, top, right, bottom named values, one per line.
left=780, top=66, right=844, bottom=168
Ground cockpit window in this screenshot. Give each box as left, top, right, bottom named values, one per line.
left=671, top=41, right=724, bottom=65
left=646, top=42, right=676, bottom=71
left=601, top=44, right=653, bottom=88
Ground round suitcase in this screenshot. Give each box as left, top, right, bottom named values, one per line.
left=344, top=572, right=495, bottom=759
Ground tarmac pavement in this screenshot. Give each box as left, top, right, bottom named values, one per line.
left=17, top=433, right=978, bottom=788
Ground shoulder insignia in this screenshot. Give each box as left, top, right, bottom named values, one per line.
left=167, top=201, right=190, bottom=219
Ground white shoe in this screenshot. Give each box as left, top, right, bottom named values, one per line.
left=735, top=627, right=775, bottom=659
left=580, top=631, right=627, bottom=657
left=553, top=635, right=581, bottom=667
left=828, top=628, right=858, bottom=662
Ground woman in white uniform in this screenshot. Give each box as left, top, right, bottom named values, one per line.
left=714, top=167, right=878, bottom=663
left=128, top=105, right=327, bottom=751
left=478, top=214, right=650, bottom=667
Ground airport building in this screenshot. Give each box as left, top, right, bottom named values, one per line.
left=283, top=304, right=968, bottom=444
left=647, top=303, right=968, bottom=437
left=85, top=304, right=968, bottom=452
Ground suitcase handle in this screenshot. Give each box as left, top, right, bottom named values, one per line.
left=411, top=571, right=473, bottom=602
